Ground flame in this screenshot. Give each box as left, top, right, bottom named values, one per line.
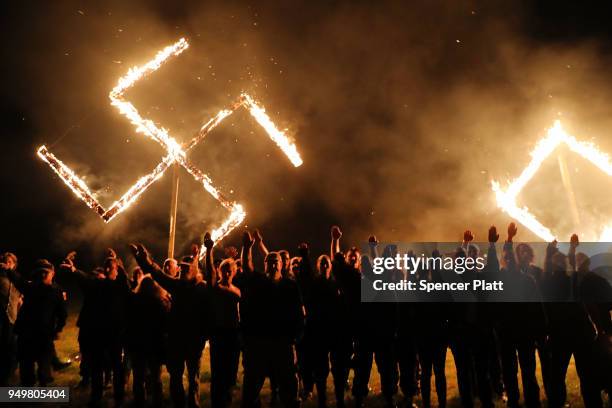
left=109, top=38, right=189, bottom=160
left=492, top=120, right=612, bottom=242
left=599, top=224, right=612, bottom=242
left=240, top=93, right=303, bottom=167
left=37, top=37, right=302, bottom=249
left=37, top=145, right=106, bottom=217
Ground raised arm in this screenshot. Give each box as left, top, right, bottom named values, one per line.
left=502, top=223, right=518, bottom=273
left=485, top=225, right=500, bottom=276
left=368, top=235, right=379, bottom=259
left=241, top=231, right=255, bottom=274
left=331, top=225, right=342, bottom=258
left=544, top=240, right=558, bottom=276
left=253, top=229, right=269, bottom=257
left=568, top=233, right=579, bottom=272
left=59, top=252, right=95, bottom=287
left=129, top=244, right=177, bottom=291
left=462, top=230, right=474, bottom=252
left=296, top=243, right=314, bottom=281
left=203, top=232, right=217, bottom=286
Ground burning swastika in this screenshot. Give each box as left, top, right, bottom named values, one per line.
left=492, top=120, right=612, bottom=242
left=38, top=38, right=302, bottom=246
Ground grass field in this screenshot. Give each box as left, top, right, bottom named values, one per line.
left=12, top=314, right=594, bottom=407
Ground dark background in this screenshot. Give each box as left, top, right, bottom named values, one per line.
left=2, top=0, right=612, bottom=272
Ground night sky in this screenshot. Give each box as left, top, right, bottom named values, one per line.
left=2, top=0, right=612, bottom=271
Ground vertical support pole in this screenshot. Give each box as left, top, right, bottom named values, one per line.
left=557, top=150, right=580, bottom=228
left=168, top=162, right=180, bottom=259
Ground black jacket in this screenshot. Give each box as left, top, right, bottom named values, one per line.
left=8, top=270, right=66, bottom=340
left=239, top=271, right=304, bottom=341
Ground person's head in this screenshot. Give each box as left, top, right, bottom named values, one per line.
left=104, top=257, right=119, bottom=280
left=290, top=257, right=301, bottom=277
left=499, top=246, right=514, bottom=270
left=179, top=256, right=197, bottom=281
left=516, top=243, right=535, bottom=266
left=278, top=250, right=291, bottom=277
left=163, top=258, right=179, bottom=277
left=576, top=252, right=590, bottom=274
left=454, top=247, right=466, bottom=259
left=265, top=252, right=282, bottom=280
left=1, top=252, right=17, bottom=270
left=467, top=243, right=480, bottom=259
left=316, top=255, right=332, bottom=279
left=135, top=276, right=171, bottom=312
left=136, top=275, right=155, bottom=296
left=382, top=245, right=398, bottom=259
left=345, top=247, right=361, bottom=269
left=235, top=259, right=243, bottom=274
left=219, top=258, right=237, bottom=283
left=131, top=267, right=143, bottom=285
left=551, top=252, right=568, bottom=275
left=34, top=259, right=55, bottom=285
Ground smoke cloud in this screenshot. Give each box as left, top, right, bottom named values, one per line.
left=2, top=0, right=612, bottom=268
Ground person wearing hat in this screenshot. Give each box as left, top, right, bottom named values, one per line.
left=5, top=259, right=66, bottom=386
left=130, top=242, right=211, bottom=408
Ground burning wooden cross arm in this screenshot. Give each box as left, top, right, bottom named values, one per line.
left=37, top=38, right=302, bottom=246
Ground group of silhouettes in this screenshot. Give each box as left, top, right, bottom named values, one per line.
left=0, top=223, right=611, bottom=408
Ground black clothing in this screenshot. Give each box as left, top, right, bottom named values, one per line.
left=543, top=266, right=601, bottom=408
left=127, top=278, right=169, bottom=407
left=415, top=302, right=448, bottom=407
left=141, top=261, right=210, bottom=408
left=7, top=269, right=66, bottom=386
left=210, top=284, right=241, bottom=408
left=239, top=271, right=304, bottom=408
left=239, top=273, right=304, bottom=340
left=71, top=269, right=131, bottom=403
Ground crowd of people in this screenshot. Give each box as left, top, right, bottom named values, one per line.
left=0, top=223, right=611, bottom=408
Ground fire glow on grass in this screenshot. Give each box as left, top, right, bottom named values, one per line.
left=38, top=38, right=302, bottom=247
left=492, top=120, right=612, bottom=242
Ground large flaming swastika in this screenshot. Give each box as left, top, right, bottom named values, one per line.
left=492, top=120, right=612, bottom=242
left=38, top=38, right=302, bottom=245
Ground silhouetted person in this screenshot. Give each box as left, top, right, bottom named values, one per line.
left=494, top=224, right=546, bottom=408
left=543, top=236, right=601, bottom=408
left=331, top=228, right=398, bottom=407
left=514, top=241, right=552, bottom=400
left=295, top=242, right=348, bottom=408
left=71, top=263, right=105, bottom=389
left=9, top=259, right=66, bottom=386
left=576, top=252, right=612, bottom=397
left=239, top=231, right=304, bottom=408
left=393, top=248, right=418, bottom=408
left=62, top=252, right=130, bottom=406
left=204, top=233, right=242, bottom=408
left=328, top=226, right=360, bottom=407
left=415, top=249, right=448, bottom=408
left=127, top=274, right=171, bottom=407
left=130, top=243, right=211, bottom=408
left=0, top=252, right=21, bottom=386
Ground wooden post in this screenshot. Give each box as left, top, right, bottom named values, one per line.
left=168, top=162, right=180, bottom=259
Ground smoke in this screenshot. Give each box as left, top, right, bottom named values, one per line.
left=3, top=0, right=612, bottom=267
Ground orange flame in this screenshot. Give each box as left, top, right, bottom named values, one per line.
left=492, top=120, right=612, bottom=242
left=37, top=38, right=302, bottom=248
